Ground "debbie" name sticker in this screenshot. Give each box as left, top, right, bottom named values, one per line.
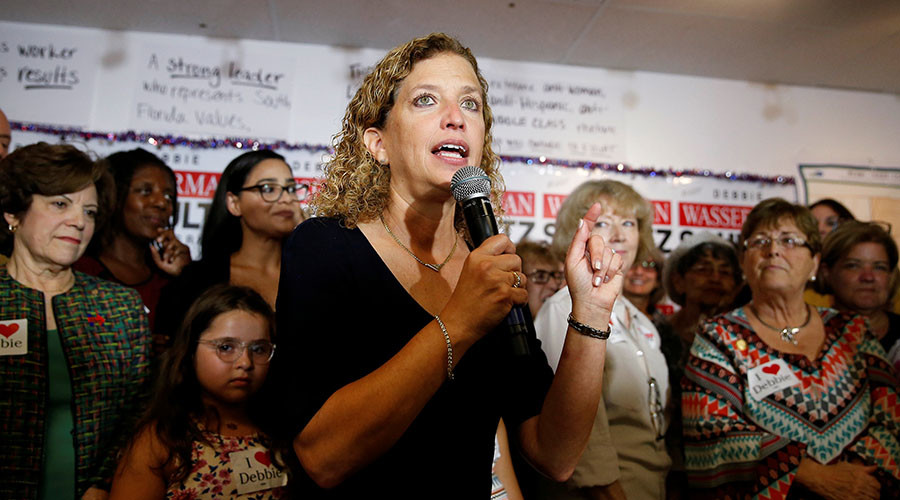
left=747, top=359, right=800, bottom=401
left=0, top=319, right=27, bottom=356
left=230, top=447, right=288, bottom=495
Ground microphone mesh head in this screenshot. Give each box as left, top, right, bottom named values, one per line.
left=450, top=166, right=492, bottom=202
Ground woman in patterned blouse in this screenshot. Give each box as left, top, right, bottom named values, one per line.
left=682, top=198, right=899, bottom=500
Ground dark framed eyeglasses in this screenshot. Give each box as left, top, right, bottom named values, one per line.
left=238, top=183, right=309, bottom=203
left=743, top=235, right=809, bottom=251
left=198, top=339, right=276, bottom=364
left=528, top=270, right=565, bottom=285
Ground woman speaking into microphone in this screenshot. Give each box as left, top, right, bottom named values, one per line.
left=272, top=33, right=623, bottom=497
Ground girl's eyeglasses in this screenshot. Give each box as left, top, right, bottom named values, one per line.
left=198, top=339, right=276, bottom=364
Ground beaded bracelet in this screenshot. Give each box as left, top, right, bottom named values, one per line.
left=433, top=315, right=455, bottom=380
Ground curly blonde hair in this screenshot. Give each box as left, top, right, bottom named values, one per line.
left=311, top=32, right=505, bottom=230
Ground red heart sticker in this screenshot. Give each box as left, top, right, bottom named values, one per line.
left=761, top=363, right=780, bottom=375
left=254, top=451, right=271, bottom=467
left=0, top=323, right=19, bottom=338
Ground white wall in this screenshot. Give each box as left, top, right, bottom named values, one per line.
left=3, top=20, right=900, bottom=191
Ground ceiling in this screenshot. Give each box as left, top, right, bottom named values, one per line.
left=4, top=0, right=900, bottom=94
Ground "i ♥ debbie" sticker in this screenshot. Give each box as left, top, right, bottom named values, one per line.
left=230, top=447, right=288, bottom=495
left=747, top=359, right=800, bottom=401
left=0, top=319, right=27, bottom=356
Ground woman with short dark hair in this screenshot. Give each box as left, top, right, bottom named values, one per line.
left=0, top=142, right=151, bottom=499
left=682, top=198, right=899, bottom=499
left=74, top=148, right=190, bottom=349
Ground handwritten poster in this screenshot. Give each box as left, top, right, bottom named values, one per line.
left=130, top=43, right=295, bottom=138
left=0, top=22, right=99, bottom=126
left=480, top=59, right=625, bottom=162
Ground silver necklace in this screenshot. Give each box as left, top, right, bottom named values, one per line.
left=749, top=304, right=812, bottom=345
left=380, top=215, right=458, bottom=272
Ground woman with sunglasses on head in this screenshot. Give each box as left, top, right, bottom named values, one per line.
left=156, top=151, right=305, bottom=345
left=682, top=198, right=900, bottom=500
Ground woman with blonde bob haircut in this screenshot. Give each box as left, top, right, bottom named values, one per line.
left=273, top=33, right=626, bottom=498
left=535, top=179, right=671, bottom=500
left=549, top=179, right=655, bottom=265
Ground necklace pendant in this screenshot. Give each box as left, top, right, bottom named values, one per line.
left=780, top=327, right=800, bottom=345
left=424, top=263, right=441, bottom=272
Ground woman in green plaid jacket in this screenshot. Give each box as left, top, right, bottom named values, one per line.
left=0, top=143, right=151, bottom=500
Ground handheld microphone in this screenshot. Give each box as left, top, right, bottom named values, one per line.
left=451, top=166, right=532, bottom=357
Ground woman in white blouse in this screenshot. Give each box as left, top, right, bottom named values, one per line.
left=535, top=180, right=670, bottom=500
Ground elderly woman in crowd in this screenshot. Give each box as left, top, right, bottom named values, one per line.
left=271, top=33, right=624, bottom=497
left=74, top=148, right=189, bottom=349
left=156, top=150, right=305, bottom=337
left=818, top=220, right=900, bottom=369
left=662, top=232, right=741, bottom=357
left=682, top=198, right=900, bottom=499
left=516, top=239, right=565, bottom=318
left=0, top=143, right=151, bottom=499
left=658, top=232, right=741, bottom=498
left=535, top=179, right=670, bottom=500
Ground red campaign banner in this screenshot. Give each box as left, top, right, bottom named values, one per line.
left=679, top=202, right=752, bottom=230
left=543, top=194, right=567, bottom=220
left=502, top=191, right=536, bottom=217
left=651, top=200, right=671, bottom=225
left=176, top=171, right=221, bottom=199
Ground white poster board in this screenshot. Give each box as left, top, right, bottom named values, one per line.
left=0, top=23, right=100, bottom=126
left=129, top=42, right=295, bottom=138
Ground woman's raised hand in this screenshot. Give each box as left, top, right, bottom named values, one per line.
left=566, top=202, right=624, bottom=328
left=441, top=234, right=528, bottom=345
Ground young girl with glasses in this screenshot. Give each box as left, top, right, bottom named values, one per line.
left=110, top=285, right=288, bottom=499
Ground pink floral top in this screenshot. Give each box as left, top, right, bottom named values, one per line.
left=166, top=428, right=287, bottom=500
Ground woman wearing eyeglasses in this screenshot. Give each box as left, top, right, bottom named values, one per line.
left=516, top=240, right=565, bottom=318
left=682, top=198, right=900, bottom=500
left=156, top=151, right=305, bottom=344
left=533, top=180, right=670, bottom=500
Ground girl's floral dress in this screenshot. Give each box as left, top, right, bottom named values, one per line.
left=166, top=427, right=287, bottom=500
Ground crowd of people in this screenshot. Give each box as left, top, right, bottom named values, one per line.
left=1, top=32, right=898, bottom=500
